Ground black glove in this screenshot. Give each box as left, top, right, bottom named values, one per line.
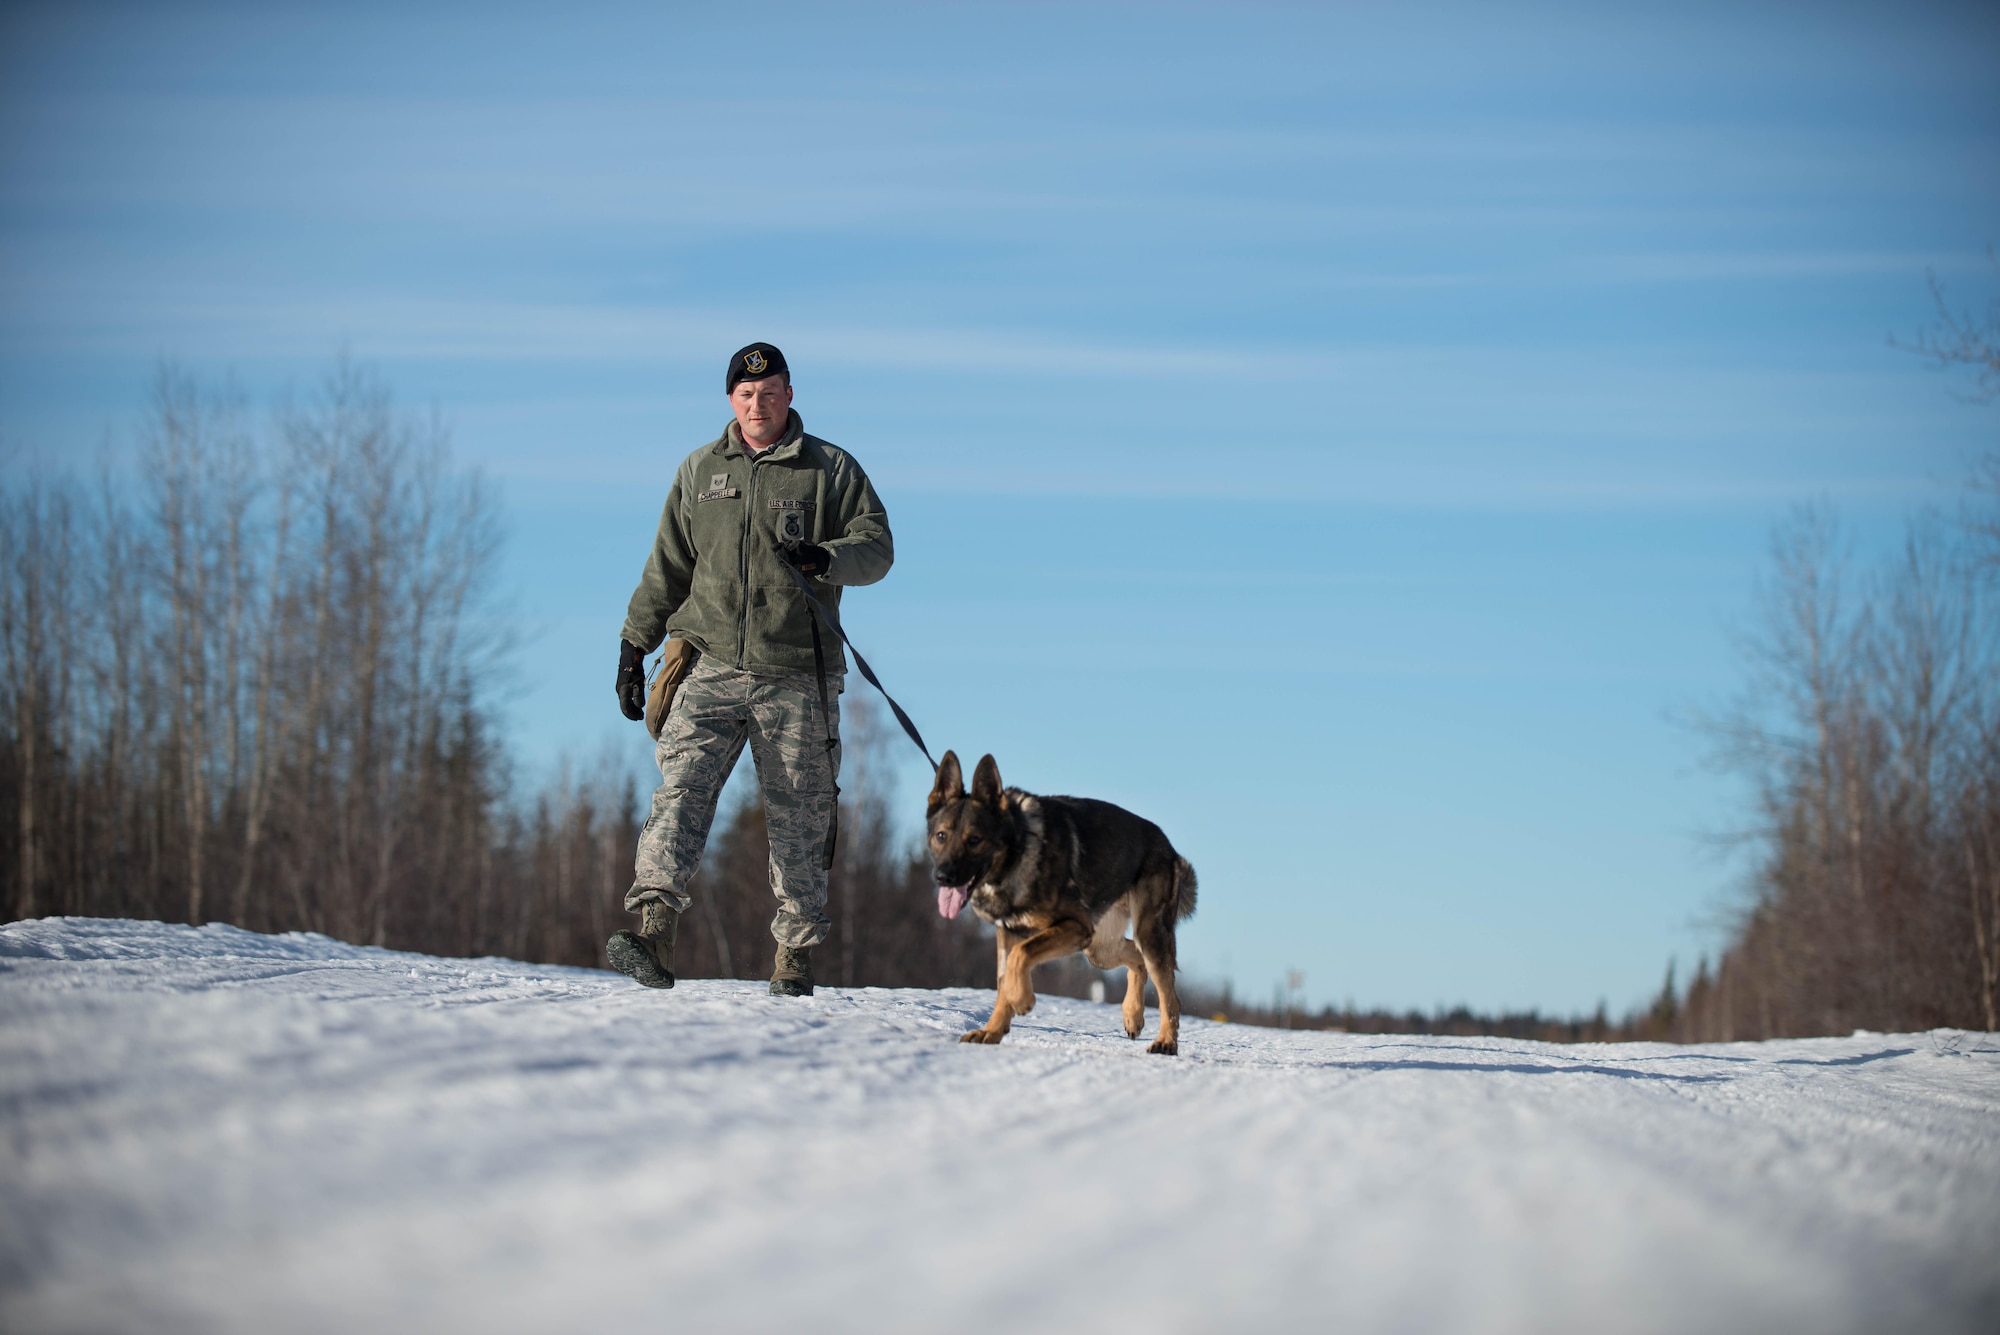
left=781, top=542, right=832, bottom=577
left=616, top=640, right=646, bottom=721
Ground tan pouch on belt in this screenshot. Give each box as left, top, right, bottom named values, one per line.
left=644, top=638, right=697, bottom=740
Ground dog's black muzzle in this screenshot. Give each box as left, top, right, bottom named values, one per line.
left=930, top=853, right=993, bottom=889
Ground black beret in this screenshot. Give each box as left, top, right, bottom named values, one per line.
left=726, top=342, right=789, bottom=392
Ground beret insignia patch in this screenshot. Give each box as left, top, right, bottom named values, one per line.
left=725, top=342, right=788, bottom=391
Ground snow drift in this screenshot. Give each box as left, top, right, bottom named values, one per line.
left=2, top=917, right=1996, bottom=1334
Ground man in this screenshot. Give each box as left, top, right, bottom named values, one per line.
left=609, top=342, right=893, bottom=996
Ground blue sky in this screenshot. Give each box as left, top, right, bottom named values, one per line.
left=3, top=1, right=1997, bottom=1013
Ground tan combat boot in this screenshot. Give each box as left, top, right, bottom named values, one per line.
left=769, top=945, right=813, bottom=997
left=607, top=899, right=678, bottom=989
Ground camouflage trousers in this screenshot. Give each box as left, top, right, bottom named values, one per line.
left=627, top=652, right=840, bottom=949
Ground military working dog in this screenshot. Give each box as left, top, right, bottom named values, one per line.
left=927, top=751, right=1197, bottom=1054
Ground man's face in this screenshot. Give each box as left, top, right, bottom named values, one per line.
left=730, top=374, right=794, bottom=447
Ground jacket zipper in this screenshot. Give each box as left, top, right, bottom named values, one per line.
left=737, top=448, right=756, bottom=669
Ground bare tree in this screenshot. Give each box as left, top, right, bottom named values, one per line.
left=143, top=368, right=258, bottom=924
left=0, top=472, right=80, bottom=921
left=1896, top=250, right=2000, bottom=401
left=1684, top=489, right=1999, bottom=1039
left=1, top=359, right=522, bottom=957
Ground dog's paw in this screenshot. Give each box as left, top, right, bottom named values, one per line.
left=1123, top=1014, right=1144, bottom=1039
left=1147, top=1038, right=1179, bottom=1056
left=960, top=1029, right=1006, bottom=1044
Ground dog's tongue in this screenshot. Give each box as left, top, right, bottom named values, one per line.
left=937, top=884, right=971, bottom=919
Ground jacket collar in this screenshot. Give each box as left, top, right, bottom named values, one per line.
left=720, top=410, right=805, bottom=461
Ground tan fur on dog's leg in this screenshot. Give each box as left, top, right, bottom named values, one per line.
left=1005, top=920, right=1091, bottom=1019
left=1119, top=948, right=1149, bottom=1039
left=1095, top=931, right=1148, bottom=1039
left=1083, top=900, right=1148, bottom=1040
left=1147, top=964, right=1182, bottom=1055
left=963, top=921, right=1090, bottom=1045
left=960, top=926, right=1022, bottom=1043
left=1000, top=923, right=1048, bottom=1015
left=1134, top=913, right=1182, bottom=1056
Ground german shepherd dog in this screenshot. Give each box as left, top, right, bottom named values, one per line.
left=927, top=751, right=1198, bottom=1054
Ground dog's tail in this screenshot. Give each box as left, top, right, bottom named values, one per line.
left=1173, top=856, right=1198, bottom=922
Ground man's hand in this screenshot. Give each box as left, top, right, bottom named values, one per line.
left=616, top=640, right=646, bottom=721
left=781, top=542, right=832, bottom=577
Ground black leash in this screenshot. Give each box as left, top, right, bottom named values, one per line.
left=805, top=608, right=837, bottom=755
left=781, top=561, right=938, bottom=773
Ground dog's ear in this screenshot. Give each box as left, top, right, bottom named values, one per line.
left=928, top=751, right=964, bottom=815
left=971, top=754, right=1003, bottom=806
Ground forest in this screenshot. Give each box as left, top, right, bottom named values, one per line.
left=3, top=330, right=1997, bottom=1038
left=0, top=362, right=989, bottom=990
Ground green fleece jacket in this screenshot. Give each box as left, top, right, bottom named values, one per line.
left=620, top=411, right=893, bottom=676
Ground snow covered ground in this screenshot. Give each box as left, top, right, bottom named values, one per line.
left=1, top=919, right=1996, bottom=1334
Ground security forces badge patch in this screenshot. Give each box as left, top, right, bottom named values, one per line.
left=770, top=497, right=813, bottom=546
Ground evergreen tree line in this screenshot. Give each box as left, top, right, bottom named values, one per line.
left=1167, top=984, right=1655, bottom=1044
left=0, top=361, right=988, bottom=985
